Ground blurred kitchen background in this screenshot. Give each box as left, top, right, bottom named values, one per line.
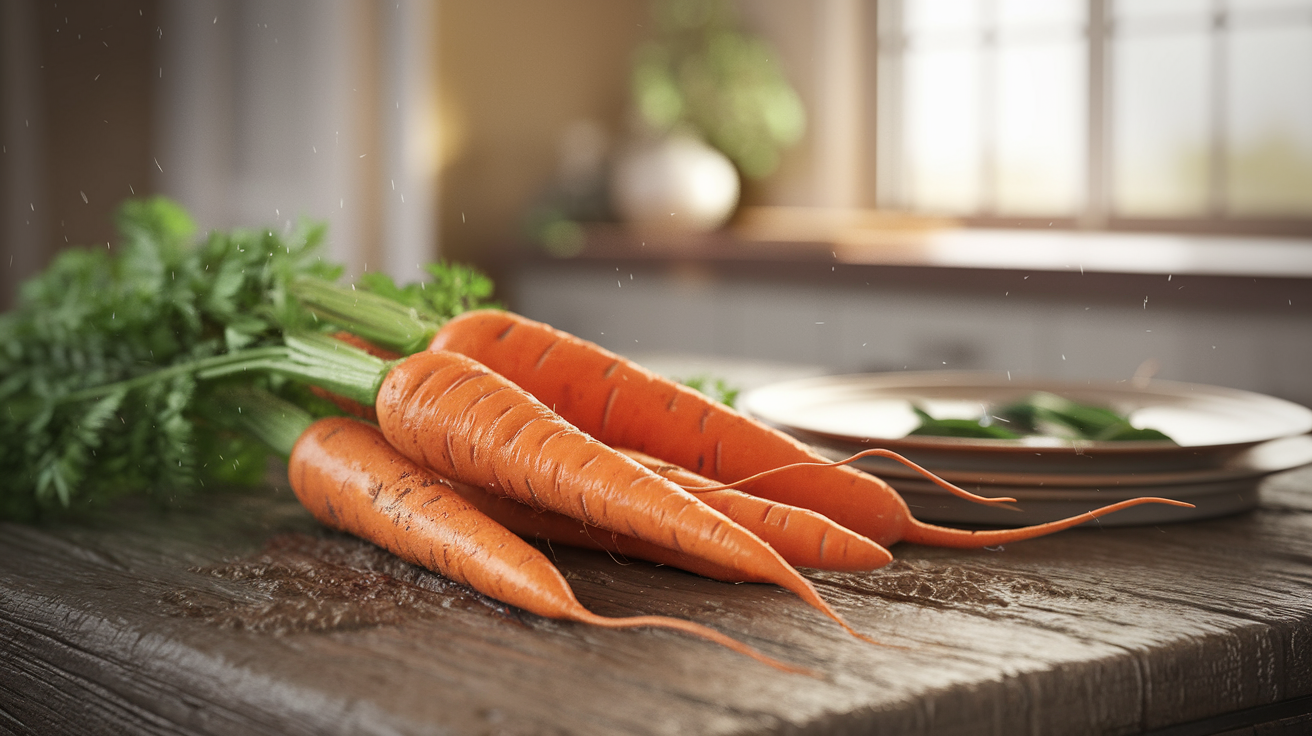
left=3, top=0, right=1310, bottom=404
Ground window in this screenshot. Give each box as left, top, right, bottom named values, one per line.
left=874, top=0, right=1312, bottom=234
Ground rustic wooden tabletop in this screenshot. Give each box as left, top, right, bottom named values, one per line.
left=3, top=464, right=1312, bottom=736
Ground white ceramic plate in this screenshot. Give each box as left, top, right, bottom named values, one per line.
left=741, top=371, right=1312, bottom=475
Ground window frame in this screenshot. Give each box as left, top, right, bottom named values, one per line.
left=870, top=0, right=1312, bottom=238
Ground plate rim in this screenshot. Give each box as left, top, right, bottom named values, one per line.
left=741, top=370, right=1312, bottom=456
left=809, top=434, right=1312, bottom=488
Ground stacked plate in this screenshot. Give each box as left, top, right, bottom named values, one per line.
left=740, top=372, right=1312, bottom=527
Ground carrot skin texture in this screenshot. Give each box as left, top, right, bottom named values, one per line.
left=429, top=310, right=915, bottom=546
left=618, top=448, right=893, bottom=572
left=288, top=416, right=806, bottom=673
left=430, top=310, right=1190, bottom=548
left=289, top=416, right=595, bottom=619
left=375, top=350, right=867, bottom=640
left=330, top=327, right=889, bottom=571
left=444, top=480, right=767, bottom=583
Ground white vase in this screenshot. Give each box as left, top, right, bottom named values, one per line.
left=609, top=134, right=740, bottom=232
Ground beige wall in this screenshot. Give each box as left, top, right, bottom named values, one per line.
left=1, top=0, right=159, bottom=308
left=436, top=1, right=649, bottom=264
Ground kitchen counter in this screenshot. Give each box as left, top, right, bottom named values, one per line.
left=4, top=462, right=1312, bottom=735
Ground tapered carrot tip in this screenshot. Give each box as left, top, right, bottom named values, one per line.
left=903, top=496, right=1197, bottom=548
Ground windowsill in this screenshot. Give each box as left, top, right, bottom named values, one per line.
left=561, top=209, right=1312, bottom=280
left=510, top=210, right=1312, bottom=313
left=836, top=228, right=1312, bottom=279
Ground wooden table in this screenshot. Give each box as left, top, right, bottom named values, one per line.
left=4, top=464, right=1312, bottom=735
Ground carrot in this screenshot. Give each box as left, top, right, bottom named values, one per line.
left=427, top=310, right=1193, bottom=550
left=442, top=477, right=767, bottom=583
left=617, top=448, right=893, bottom=572
left=289, top=415, right=805, bottom=673
left=373, top=348, right=875, bottom=642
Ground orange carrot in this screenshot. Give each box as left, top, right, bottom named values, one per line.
left=618, top=448, right=893, bottom=572
left=442, top=478, right=767, bottom=583
left=373, top=349, right=873, bottom=642
left=428, top=310, right=1193, bottom=550
left=288, top=415, right=804, bottom=672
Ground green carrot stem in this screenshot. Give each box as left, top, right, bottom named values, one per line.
left=211, top=386, right=314, bottom=459
left=201, top=334, right=394, bottom=406
left=291, top=278, right=439, bottom=354
left=59, top=347, right=288, bottom=404
left=61, top=333, right=392, bottom=415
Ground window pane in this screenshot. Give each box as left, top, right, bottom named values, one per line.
left=905, top=0, right=983, bottom=35
left=904, top=44, right=984, bottom=213
left=995, top=31, right=1086, bottom=214
left=1228, top=0, right=1312, bottom=14
left=1114, top=0, right=1210, bottom=28
left=1226, top=25, right=1312, bottom=215
left=999, top=0, right=1084, bottom=28
left=1112, top=32, right=1212, bottom=216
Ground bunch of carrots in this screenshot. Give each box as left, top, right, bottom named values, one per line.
left=14, top=201, right=1193, bottom=674
left=193, top=280, right=1189, bottom=673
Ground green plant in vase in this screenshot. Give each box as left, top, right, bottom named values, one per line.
left=610, top=0, right=806, bottom=232
left=632, top=0, right=806, bottom=180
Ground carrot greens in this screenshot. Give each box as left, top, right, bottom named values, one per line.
left=0, top=199, right=494, bottom=522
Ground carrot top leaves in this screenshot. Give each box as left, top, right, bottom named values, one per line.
left=359, top=262, right=499, bottom=324
left=0, top=197, right=341, bottom=520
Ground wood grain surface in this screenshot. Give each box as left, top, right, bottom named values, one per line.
left=3, top=466, right=1312, bottom=736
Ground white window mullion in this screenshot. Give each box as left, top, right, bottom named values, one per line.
left=1209, top=0, right=1230, bottom=218
left=1083, top=0, right=1110, bottom=228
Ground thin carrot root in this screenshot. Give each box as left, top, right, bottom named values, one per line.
left=569, top=611, right=817, bottom=675
left=902, top=496, right=1196, bottom=548
left=686, top=448, right=1019, bottom=505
